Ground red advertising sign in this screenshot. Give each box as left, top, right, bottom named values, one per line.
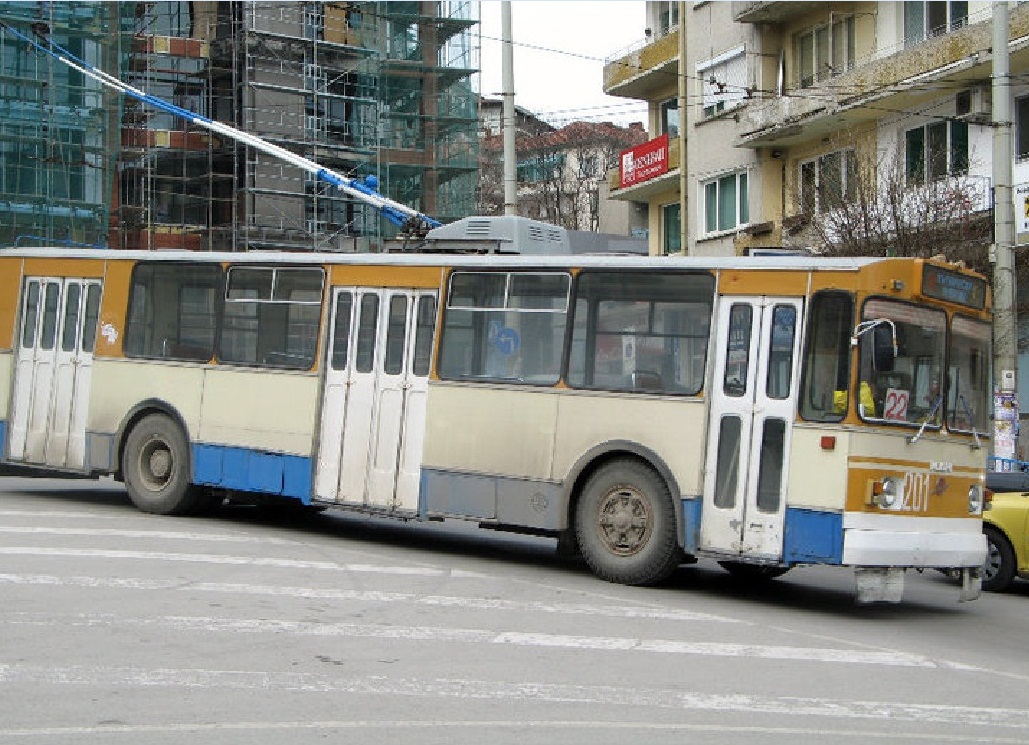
left=619, top=133, right=669, bottom=188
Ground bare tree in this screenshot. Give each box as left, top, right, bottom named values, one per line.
left=478, top=121, right=646, bottom=230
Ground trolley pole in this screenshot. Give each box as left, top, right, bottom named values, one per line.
left=991, top=1, right=1017, bottom=466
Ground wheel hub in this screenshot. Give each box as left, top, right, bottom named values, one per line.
left=597, top=486, right=651, bottom=557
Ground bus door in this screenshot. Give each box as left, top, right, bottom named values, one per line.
left=8, top=277, right=102, bottom=469
left=701, top=296, right=802, bottom=560
left=314, top=287, right=437, bottom=512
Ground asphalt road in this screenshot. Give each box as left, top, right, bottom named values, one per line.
left=1, top=476, right=1028, bottom=744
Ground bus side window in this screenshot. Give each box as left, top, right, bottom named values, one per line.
left=124, top=263, right=222, bottom=361
left=567, top=271, right=713, bottom=395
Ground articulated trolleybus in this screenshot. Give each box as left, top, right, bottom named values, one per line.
left=0, top=240, right=991, bottom=603
left=0, top=20, right=990, bottom=603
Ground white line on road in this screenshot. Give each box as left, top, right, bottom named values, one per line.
left=0, top=525, right=300, bottom=545
left=0, top=665, right=1025, bottom=732
left=0, top=546, right=479, bottom=576
left=0, top=612, right=984, bottom=670
left=0, top=572, right=736, bottom=622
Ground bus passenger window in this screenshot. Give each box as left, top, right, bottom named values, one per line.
left=567, top=271, right=713, bottom=395
left=220, top=266, right=324, bottom=369
left=438, top=271, right=569, bottom=385
left=124, top=263, right=222, bottom=361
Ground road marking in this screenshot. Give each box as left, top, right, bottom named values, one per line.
left=0, top=720, right=1024, bottom=743
left=0, top=547, right=478, bottom=576
left=0, top=573, right=735, bottom=622
left=0, top=665, right=1026, bottom=733
left=0, top=526, right=300, bottom=545
left=0, top=612, right=983, bottom=670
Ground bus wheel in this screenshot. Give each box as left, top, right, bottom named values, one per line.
left=123, top=414, right=199, bottom=515
left=982, top=526, right=1016, bottom=592
left=575, top=459, right=680, bottom=586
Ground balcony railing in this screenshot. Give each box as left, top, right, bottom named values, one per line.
left=603, top=29, right=679, bottom=97
left=738, top=4, right=1029, bottom=147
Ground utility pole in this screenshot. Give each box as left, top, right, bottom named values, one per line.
left=992, top=1, right=1017, bottom=465
left=501, top=1, right=518, bottom=216
left=677, top=1, right=687, bottom=255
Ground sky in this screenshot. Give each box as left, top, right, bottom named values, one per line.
left=477, top=1, right=649, bottom=128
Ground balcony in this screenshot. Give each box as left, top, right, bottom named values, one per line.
left=603, top=30, right=679, bottom=99
left=607, top=136, right=681, bottom=201
left=732, top=2, right=810, bottom=24
left=738, top=5, right=1029, bottom=148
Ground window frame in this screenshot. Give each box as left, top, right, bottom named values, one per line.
left=700, top=170, right=749, bottom=236
left=697, top=45, right=747, bottom=119
left=793, top=15, right=855, bottom=89
left=799, top=148, right=858, bottom=214
left=904, top=119, right=969, bottom=184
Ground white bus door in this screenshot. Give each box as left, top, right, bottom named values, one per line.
left=315, top=288, right=436, bottom=512
left=9, top=278, right=101, bottom=469
left=701, top=297, right=803, bottom=560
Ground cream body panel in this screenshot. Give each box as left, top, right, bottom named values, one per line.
left=423, top=384, right=559, bottom=479
left=786, top=426, right=850, bottom=511
left=553, top=392, right=706, bottom=493
left=847, top=429, right=982, bottom=468
left=87, top=359, right=205, bottom=436
left=0, top=351, right=12, bottom=420
left=198, top=368, right=319, bottom=455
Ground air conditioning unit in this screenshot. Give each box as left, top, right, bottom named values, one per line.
left=955, top=85, right=991, bottom=124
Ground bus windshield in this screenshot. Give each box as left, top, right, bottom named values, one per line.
left=858, top=299, right=946, bottom=427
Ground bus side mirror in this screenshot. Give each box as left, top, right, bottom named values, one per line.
left=873, top=325, right=896, bottom=372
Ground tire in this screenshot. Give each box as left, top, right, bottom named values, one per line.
left=122, top=413, right=199, bottom=515
left=718, top=561, right=790, bottom=581
left=982, top=526, right=1016, bottom=592
left=574, top=459, right=681, bottom=586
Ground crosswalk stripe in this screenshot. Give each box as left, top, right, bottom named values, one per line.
left=0, top=612, right=984, bottom=670
left=0, top=664, right=1026, bottom=732
left=0, top=573, right=736, bottom=622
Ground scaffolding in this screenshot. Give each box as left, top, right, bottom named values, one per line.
left=0, top=2, right=132, bottom=249
left=0, top=1, right=480, bottom=251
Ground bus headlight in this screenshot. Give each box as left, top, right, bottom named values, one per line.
left=872, top=477, right=898, bottom=508
left=968, top=484, right=983, bottom=515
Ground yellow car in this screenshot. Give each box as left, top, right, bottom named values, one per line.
left=983, top=473, right=1029, bottom=591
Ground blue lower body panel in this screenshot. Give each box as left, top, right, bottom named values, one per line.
left=0, top=420, right=6, bottom=457
left=680, top=497, right=702, bottom=553
left=783, top=508, right=843, bottom=564
left=193, top=443, right=311, bottom=503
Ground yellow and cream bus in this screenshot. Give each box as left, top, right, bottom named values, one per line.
left=0, top=222, right=991, bottom=602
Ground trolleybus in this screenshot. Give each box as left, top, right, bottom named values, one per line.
left=0, top=234, right=990, bottom=602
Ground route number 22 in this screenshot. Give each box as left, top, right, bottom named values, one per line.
left=884, top=387, right=909, bottom=421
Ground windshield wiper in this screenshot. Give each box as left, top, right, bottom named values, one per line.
left=909, top=394, right=943, bottom=444
left=957, top=393, right=982, bottom=450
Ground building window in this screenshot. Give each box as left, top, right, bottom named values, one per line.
left=663, top=202, right=681, bottom=253
left=659, top=1, right=679, bottom=35
left=800, top=150, right=857, bottom=214
left=905, top=120, right=968, bottom=183
left=517, top=153, right=564, bottom=183
left=794, top=16, right=855, bottom=88
left=702, top=172, right=748, bottom=235
left=1017, top=95, right=1029, bottom=160
left=660, top=99, right=679, bottom=137
left=697, top=46, right=747, bottom=118
left=904, top=1, right=968, bottom=46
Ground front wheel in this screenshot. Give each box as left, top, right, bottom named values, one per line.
left=123, top=413, right=199, bottom=515
left=982, top=526, right=1016, bottom=592
left=574, top=459, right=681, bottom=586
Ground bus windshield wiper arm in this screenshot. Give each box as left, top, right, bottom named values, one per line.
left=958, top=393, right=982, bottom=449
left=909, top=394, right=943, bottom=444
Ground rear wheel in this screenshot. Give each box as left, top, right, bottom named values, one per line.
left=982, top=526, right=1016, bottom=592
left=574, top=459, right=681, bottom=586
left=123, top=413, right=200, bottom=515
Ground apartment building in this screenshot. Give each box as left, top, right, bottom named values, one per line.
left=603, top=1, right=1028, bottom=260
left=0, top=1, right=479, bottom=252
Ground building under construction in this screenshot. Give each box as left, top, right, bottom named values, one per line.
left=0, top=1, right=480, bottom=251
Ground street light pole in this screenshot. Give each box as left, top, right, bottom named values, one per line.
left=992, top=1, right=1017, bottom=465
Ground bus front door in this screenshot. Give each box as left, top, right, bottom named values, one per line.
left=8, top=278, right=102, bottom=470
left=700, top=296, right=802, bottom=561
left=314, top=287, right=436, bottom=513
